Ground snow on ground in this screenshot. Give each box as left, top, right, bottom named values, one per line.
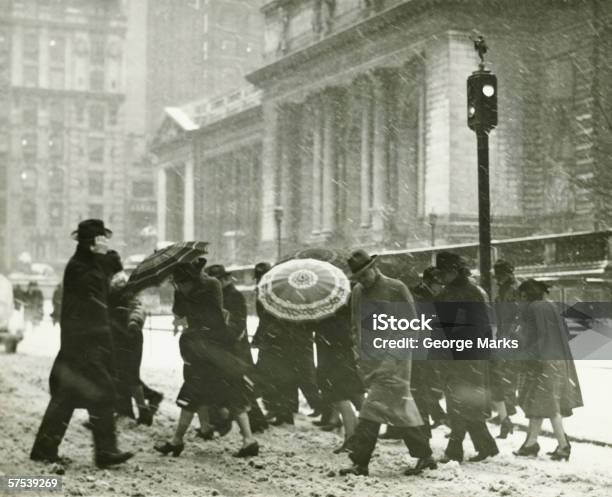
left=2, top=317, right=612, bottom=497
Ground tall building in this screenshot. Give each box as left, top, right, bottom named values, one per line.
left=145, top=0, right=264, bottom=135
left=0, top=0, right=130, bottom=270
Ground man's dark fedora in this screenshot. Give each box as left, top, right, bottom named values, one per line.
left=71, top=219, right=112, bottom=241
left=205, top=264, right=232, bottom=279
left=347, top=249, right=377, bottom=277
left=435, top=251, right=467, bottom=272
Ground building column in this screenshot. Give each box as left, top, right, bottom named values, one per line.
left=311, top=96, right=323, bottom=234
left=156, top=166, right=167, bottom=243
left=371, top=70, right=389, bottom=236
left=183, top=159, right=194, bottom=240
left=360, top=79, right=372, bottom=227
left=260, top=102, right=281, bottom=247
left=321, top=90, right=336, bottom=234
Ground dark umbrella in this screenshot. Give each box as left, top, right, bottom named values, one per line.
left=126, top=241, right=209, bottom=292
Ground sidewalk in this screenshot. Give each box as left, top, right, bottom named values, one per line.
left=19, top=315, right=612, bottom=446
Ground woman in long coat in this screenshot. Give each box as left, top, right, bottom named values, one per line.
left=154, top=262, right=258, bottom=458
left=513, top=279, right=583, bottom=461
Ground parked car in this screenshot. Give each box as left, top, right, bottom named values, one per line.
left=0, top=274, right=25, bottom=353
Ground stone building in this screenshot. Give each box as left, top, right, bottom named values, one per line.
left=0, top=0, right=129, bottom=270
left=155, top=0, right=612, bottom=265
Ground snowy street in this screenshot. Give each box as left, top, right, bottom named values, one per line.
left=1, top=318, right=612, bottom=497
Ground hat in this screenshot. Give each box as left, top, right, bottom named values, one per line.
left=494, top=259, right=514, bottom=275
left=104, top=250, right=123, bottom=275
left=254, top=262, right=271, bottom=282
left=205, top=264, right=232, bottom=279
left=347, top=249, right=378, bottom=276
left=193, top=256, right=208, bottom=272
left=422, top=266, right=443, bottom=284
left=435, top=251, right=468, bottom=272
left=71, top=219, right=112, bottom=242
left=173, top=262, right=200, bottom=283
left=518, top=278, right=550, bottom=296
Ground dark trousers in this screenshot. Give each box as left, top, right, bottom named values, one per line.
left=31, top=397, right=117, bottom=458
left=346, top=419, right=432, bottom=468
left=445, top=415, right=498, bottom=459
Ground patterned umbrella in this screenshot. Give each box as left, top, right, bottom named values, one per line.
left=126, top=241, right=209, bottom=292
left=257, top=258, right=351, bottom=322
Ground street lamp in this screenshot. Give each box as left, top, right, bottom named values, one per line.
left=428, top=212, right=438, bottom=247
left=467, top=34, right=498, bottom=297
left=274, top=205, right=284, bottom=261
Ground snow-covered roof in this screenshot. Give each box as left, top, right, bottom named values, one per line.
left=163, top=106, right=199, bottom=131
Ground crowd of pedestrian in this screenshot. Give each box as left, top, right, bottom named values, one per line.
left=28, top=218, right=583, bottom=477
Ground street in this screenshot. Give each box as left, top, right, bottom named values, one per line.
left=1, top=318, right=611, bottom=497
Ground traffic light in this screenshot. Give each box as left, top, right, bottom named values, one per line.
left=467, top=70, right=497, bottom=132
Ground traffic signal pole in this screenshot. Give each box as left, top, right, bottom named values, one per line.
left=467, top=35, right=497, bottom=298
left=477, top=130, right=491, bottom=297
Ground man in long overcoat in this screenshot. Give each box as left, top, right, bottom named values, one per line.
left=30, top=219, right=133, bottom=469
left=434, top=251, right=498, bottom=462
left=340, top=250, right=435, bottom=477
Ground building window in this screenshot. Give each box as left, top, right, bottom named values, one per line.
left=88, top=137, right=104, bottom=162
left=49, top=67, right=65, bottom=89
left=89, top=104, right=105, bottom=130
left=90, top=69, right=104, bottom=91
left=88, top=203, right=104, bottom=219
left=49, top=35, right=65, bottom=64
left=22, top=99, right=38, bottom=126
left=48, top=132, right=63, bottom=158
left=75, top=101, right=85, bottom=123
left=49, top=167, right=64, bottom=193
left=88, top=171, right=104, bottom=195
left=21, top=132, right=37, bottom=158
left=23, top=31, right=39, bottom=61
left=90, top=36, right=105, bottom=65
left=22, top=200, right=36, bottom=226
left=23, top=65, right=39, bottom=87
left=49, top=202, right=62, bottom=226
left=132, top=180, right=153, bottom=198
left=108, top=104, right=118, bottom=125
left=49, top=100, right=64, bottom=128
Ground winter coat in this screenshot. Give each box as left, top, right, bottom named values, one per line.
left=517, top=300, right=583, bottom=418
left=49, top=245, right=116, bottom=408
left=109, top=289, right=145, bottom=389
left=222, top=283, right=253, bottom=365
left=434, top=274, right=492, bottom=421
left=351, top=273, right=423, bottom=428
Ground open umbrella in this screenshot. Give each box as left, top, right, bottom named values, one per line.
left=257, top=258, right=350, bottom=322
left=126, top=241, right=208, bottom=292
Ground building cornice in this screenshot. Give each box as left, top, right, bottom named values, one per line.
left=11, top=86, right=125, bottom=101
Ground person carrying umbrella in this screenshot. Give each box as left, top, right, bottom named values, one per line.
left=30, top=219, right=133, bottom=469
left=105, top=250, right=160, bottom=426
left=154, top=261, right=259, bottom=458
left=339, top=250, right=435, bottom=477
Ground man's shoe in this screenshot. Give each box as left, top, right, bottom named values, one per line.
left=137, top=407, right=153, bottom=427
left=232, top=441, right=259, bottom=458
left=468, top=447, right=499, bottom=462
left=404, top=456, right=438, bottom=475
left=30, top=451, right=71, bottom=466
left=339, top=464, right=368, bottom=476
left=95, top=450, right=134, bottom=468
left=147, top=391, right=164, bottom=414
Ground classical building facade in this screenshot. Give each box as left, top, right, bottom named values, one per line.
left=154, top=0, right=612, bottom=265
left=0, top=0, right=130, bottom=270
